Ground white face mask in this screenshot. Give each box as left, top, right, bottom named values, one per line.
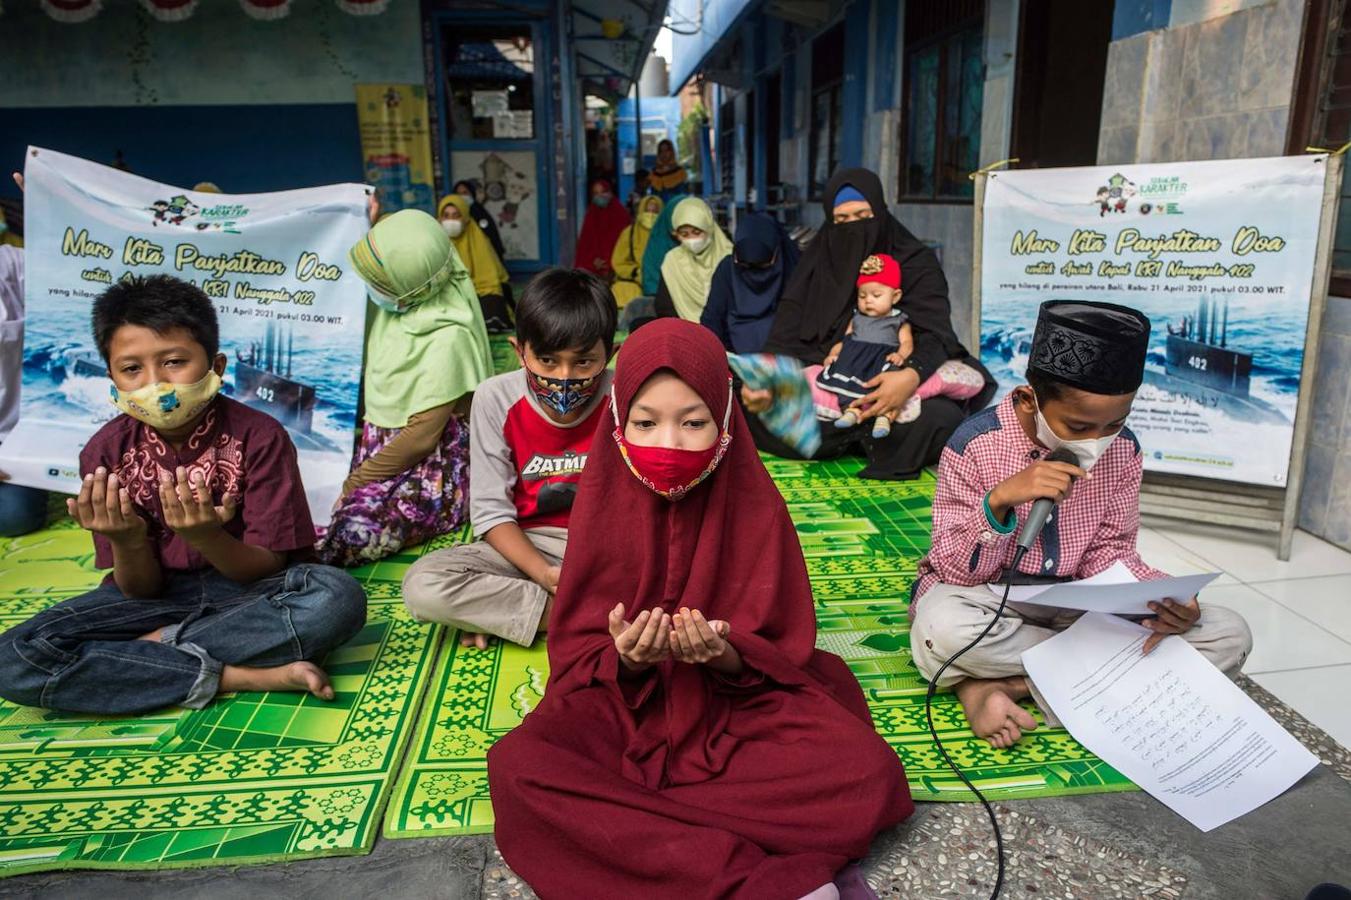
left=682, top=235, right=711, bottom=255
left=1031, top=395, right=1120, bottom=470
left=442, top=219, right=464, bottom=238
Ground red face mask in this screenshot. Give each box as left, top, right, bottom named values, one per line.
left=612, top=382, right=733, bottom=501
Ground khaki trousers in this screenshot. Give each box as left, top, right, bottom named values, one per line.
left=401, top=527, right=567, bottom=647
left=909, top=581, right=1253, bottom=726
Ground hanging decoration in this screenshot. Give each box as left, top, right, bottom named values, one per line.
left=40, top=0, right=102, bottom=23
left=239, top=0, right=291, bottom=20
left=336, top=0, right=389, bottom=15
left=139, top=0, right=196, bottom=22
left=36, top=0, right=390, bottom=23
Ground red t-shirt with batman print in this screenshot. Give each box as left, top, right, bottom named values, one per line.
left=467, top=368, right=613, bottom=536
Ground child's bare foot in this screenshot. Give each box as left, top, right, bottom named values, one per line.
left=954, top=676, right=1037, bottom=749
left=220, top=661, right=335, bottom=700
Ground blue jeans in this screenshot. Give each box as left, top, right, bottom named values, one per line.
left=0, top=483, right=48, bottom=537
left=0, top=563, right=367, bottom=715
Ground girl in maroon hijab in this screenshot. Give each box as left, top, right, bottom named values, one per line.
left=488, top=319, right=912, bottom=899
left=573, top=178, right=631, bottom=278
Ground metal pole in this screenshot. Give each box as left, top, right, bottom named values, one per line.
left=1279, top=152, right=1344, bottom=561
left=633, top=61, right=643, bottom=200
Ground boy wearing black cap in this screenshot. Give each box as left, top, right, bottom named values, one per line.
left=910, top=300, right=1252, bottom=749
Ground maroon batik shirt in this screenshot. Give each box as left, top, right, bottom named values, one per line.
left=80, top=396, right=317, bottom=576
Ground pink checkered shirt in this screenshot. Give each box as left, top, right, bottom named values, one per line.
left=911, top=393, right=1165, bottom=609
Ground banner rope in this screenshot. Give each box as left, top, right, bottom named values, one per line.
left=969, top=158, right=1020, bottom=181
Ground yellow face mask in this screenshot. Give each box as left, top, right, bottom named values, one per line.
left=111, top=370, right=222, bottom=430
left=638, top=210, right=659, bottom=230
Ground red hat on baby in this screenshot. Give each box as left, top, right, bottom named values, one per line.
left=856, top=253, right=902, bottom=289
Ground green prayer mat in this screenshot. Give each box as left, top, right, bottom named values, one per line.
left=382, top=456, right=1136, bottom=839
left=0, top=523, right=442, bottom=878
left=489, top=334, right=520, bottom=374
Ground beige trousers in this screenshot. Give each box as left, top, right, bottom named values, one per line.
left=909, top=582, right=1253, bottom=726
left=401, top=526, right=567, bottom=647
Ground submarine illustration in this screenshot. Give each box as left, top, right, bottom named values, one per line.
left=234, top=320, right=340, bottom=451
left=982, top=296, right=1287, bottom=426
left=41, top=320, right=341, bottom=452
left=1148, top=295, right=1285, bottom=425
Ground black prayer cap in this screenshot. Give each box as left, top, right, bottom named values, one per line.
left=1027, top=300, right=1151, bottom=395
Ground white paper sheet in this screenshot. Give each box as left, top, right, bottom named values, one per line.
left=1022, top=613, right=1317, bottom=832
left=990, top=564, right=1220, bottom=615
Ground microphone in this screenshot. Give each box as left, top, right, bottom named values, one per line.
left=1016, top=446, right=1080, bottom=553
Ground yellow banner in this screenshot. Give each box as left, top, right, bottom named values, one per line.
left=355, top=83, right=436, bottom=216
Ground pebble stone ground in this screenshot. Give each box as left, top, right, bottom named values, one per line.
left=6, top=676, right=1349, bottom=899
left=478, top=675, right=1350, bottom=900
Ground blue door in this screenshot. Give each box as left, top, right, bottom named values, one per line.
left=432, top=14, right=558, bottom=272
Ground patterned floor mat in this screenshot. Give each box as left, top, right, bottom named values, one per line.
left=382, top=456, right=1136, bottom=838
left=0, top=522, right=443, bottom=878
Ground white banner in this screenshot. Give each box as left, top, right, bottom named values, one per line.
left=980, top=155, right=1328, bottom=487
left=0, top=147, right=370, bottom=523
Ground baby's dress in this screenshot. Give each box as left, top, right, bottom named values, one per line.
left=816, top=309, right=906, bottom=399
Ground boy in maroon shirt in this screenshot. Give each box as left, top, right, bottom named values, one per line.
left=0, top=275, right=366, bottom=715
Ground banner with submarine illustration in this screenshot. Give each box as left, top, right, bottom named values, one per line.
left=0, top=147, right=369, bottom=523
left=980, top=155, right=1327, bottom=487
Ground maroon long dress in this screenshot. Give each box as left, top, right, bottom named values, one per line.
left=573, top=177, right=631, bottom=276
left=487, top=320, right=913, bottom=899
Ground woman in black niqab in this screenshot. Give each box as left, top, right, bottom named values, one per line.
left=751, top=167, right=994, bottom=479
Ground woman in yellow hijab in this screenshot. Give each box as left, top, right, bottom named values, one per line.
left=609, top=194, right=663, bottom=307
left=438, top=193, right=512, bottom=332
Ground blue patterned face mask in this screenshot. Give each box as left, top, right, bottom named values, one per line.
left=525, top=367, right=602, bottom=417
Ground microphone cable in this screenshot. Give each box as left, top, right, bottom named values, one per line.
left=921, top=542, right=1030, bottom=900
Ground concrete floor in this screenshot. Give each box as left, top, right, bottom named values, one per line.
left=6, top=678, right=1349, bottom=900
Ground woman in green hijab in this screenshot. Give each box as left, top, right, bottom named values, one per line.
left=318, top=210, right=494, bottom=566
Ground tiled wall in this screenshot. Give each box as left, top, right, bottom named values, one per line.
left=1098, top=0, right=1304, bottom=165
left=893, top=204, right=977, bottom=348
left=1302, top=296, right=1351, bottom=549
left=1095, top=0, right=1351, bottom=552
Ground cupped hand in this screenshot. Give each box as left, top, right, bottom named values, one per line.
left=158, top=466, right=237, bottom=541
left=68, top=468, right=148, bottom=545
left=608, top=604, right=671, bottom=671
left=669, top=608, right=731, bottom=665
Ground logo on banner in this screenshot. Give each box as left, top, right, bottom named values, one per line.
left=148, top=194, right=247, bottom=233
left=1092, top=172, right=1187, bottom=217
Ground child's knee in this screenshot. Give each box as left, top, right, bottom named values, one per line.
left=291, top=564, right=367, bottom=646
left=0, top=633, right=51, bottom=708
left=1198, top=605, right=1253, bottom=674
left=910, top=595, right=983, bottom=678
left=401, top=551, right=476, bottom=623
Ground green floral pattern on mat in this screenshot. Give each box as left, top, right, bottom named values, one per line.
left=383, top=456, right=1136, bottom=839
left=0, top=522, right=443, bottom=878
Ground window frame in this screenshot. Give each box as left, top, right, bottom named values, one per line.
left=898, top=15, right=985, bottom=204
left=719, top=97, right=736, bottom=195
left=808, top=23, right=846, bottom=201
left=1289, top=0, right=1351, bottom=295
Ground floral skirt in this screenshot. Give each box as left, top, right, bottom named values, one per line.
left=316, top=414, right=471, bottom=568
